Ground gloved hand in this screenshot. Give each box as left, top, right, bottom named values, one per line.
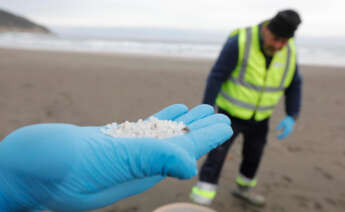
left=276, top=116, right=295, bottom=140
left=0, top=104, right=233, bottom=212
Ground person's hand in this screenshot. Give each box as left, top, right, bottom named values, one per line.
left=0, top=104, right=233, bottom=212
left=276, top=116, right=295, bottom=140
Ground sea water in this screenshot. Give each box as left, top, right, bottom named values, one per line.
left=0, top=26, right=344, bottom=67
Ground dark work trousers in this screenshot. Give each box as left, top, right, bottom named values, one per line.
left=199, top=108, right=269, bottom=184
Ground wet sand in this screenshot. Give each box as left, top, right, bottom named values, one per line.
left=1, top=48, right=345, bottom=212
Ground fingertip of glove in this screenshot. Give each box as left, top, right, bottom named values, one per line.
left=213, top=123, right=233, bottom=139
left=169, top=104, right=189, bottom=112
left=198, top=104, right=215, bottom=113
left=212, top=113, right=231, bottom=125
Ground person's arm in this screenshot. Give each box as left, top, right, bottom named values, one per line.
left=284, top=64, right=303, bottom=120
left=202, top=35, right=239, bottom=106
left=0, top=104, right=233, bottom=212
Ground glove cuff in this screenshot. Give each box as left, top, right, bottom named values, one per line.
left=286, top=115, right=296, bottom=122
left=287, top=114, right=298, bottom=121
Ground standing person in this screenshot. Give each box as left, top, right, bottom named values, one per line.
left=190, top=9, right=303, bottom=207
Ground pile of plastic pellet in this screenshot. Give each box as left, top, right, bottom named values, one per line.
left=101, top=116, right=189, bottom=139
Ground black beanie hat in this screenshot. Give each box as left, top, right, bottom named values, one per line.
left=267, top=9, right=302, bottom=38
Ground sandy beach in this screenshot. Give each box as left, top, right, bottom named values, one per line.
left=1, top=48, right=345, bottom=212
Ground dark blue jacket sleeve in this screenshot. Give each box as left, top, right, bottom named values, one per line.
left=202, top=35, right=239, bottom=106
left=284, top=65, right=302, bottom=119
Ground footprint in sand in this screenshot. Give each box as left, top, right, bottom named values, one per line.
left=314, top=201, right=324, bottom=211
left=314, top=166, right=334, bottom=181
left=282, top=175, right=293, bottom=184
left=286, top=145, right=303, bottom=153
left=292, top=194, right=311, bottom=209
left=324, top=197, right=337, bottom=206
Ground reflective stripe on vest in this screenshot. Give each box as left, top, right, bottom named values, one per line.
left=216, top=25, right=296, bottom=121
left=220, top=90, right=275, bottom=111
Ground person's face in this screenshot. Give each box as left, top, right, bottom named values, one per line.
left=262, top=26, right=289, bottom=56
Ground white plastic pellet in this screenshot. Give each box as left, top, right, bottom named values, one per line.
left=101, top=116, right=189, bottom=139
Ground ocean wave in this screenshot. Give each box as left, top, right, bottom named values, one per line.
left=0, top=30, right=344, bottom=67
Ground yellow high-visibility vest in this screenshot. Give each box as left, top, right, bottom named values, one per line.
left=216, top=25, right=297, bottom=121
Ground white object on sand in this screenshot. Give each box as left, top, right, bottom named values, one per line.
left=153, top=202, right=217, bottom=212
left=101, top=116, right=188, bottom=139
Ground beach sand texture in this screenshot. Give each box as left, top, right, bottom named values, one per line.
left=0, top=48, right=345, bottom=212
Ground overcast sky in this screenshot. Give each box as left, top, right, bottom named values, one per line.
left=0, top=0, right=344, bottom=37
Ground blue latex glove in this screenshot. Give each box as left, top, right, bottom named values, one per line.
left=0, top=104, right=233, bottom=212
left=276, top=116, right=295, bottom=140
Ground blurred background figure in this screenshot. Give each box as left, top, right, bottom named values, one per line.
left=190, top=9, right=302, bottom=207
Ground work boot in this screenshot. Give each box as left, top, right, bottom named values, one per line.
left=190, top=181, right=217, bottom=205
left=232, top=184, right=266, bottom=207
